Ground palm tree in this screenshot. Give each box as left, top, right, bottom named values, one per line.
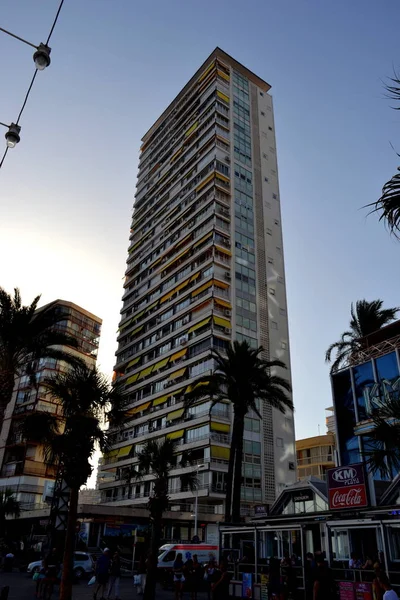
left=362, top=392, right=400, bottom=479
left=184, top=340, right=292, bottom=523
left=0, top=288, right=81, bottom=422
left=0, top=489, right=20, bottom=539
left=367, top=72, right=400, bottom=236
left=22, top=364, right=125, bottom=600
left=126, top=439, right=195, bottom=600
left=325, top=299, right=399, bottom=372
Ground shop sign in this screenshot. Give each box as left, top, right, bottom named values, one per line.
left=339, top=581, right=355, bottom=600
left=292, top=489, right=313, bottom=502
left=327, top=463, right=368, bottom=510
left=354, top=582, right=373, bottom=600
left=242, top=573, right=252, bottom=598
left=254, top=504, right=269, bottom=516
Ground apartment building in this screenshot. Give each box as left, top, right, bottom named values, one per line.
left=296, top=434, right=335, bottom=482
left=99, top=48, right=295, bottom=524
left=0, top=300, right=101, bottom=509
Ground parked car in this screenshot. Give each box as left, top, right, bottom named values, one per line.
left=27, top=551, right=94, bottom=579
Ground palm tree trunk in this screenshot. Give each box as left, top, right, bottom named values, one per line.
left=59, top=486, right=79, bottom=600
left=225, top=417, right=238, bottom=522
left=231, top=415, right=245, bottom=522
left=144, top=510, right=163, bottom=600
left=0, top=370, right=15, bottom=423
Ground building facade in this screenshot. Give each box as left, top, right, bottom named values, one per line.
left=0, top=300, right=101, bottom=510
left=331, top=320, right=400, bottom=504
left=99, top=48, right=295, bottom=523
left=296, top=434, right=335, bottom=481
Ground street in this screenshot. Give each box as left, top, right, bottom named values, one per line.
left=0, top=573, right=210, bottom=600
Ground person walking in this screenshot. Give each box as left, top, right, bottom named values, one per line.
left=136, top=555, right=147, bottom=595
left=313, top=555, right=336, bottom=600
left=204, top=557, right=217, bottom=600
left=379, top=574, right=399, bottom=600
left=107, top=551, right=121, bottom=600
left=191, top=555, right=204, bottom=600
left=94, top=548, right=111, bottom=600
left=173, top=552, right=185, bottom=600
left=211, top=561, right=231, bottom=600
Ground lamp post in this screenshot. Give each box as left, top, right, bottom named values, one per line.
left=193, top=463, right=207, bottom=540
left=0, top=27, right=51, bottom=70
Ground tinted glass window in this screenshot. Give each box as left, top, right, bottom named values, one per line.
left=163, top=551, right=176, bottom=562
left=353, top=361, right=374, bottom=421
left=74, top=553, right=88, bottom=561
left=375, top=352, right=399, bottom=382
left=332, top=369, right=359, bottom=464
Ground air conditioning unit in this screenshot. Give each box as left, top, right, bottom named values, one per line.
left=180, top=339, right=188, bottom=346
left=224, top=272, right=231, bottom=280
left=216, top=482, right=223, bottom=491
left=184, top=414, right=192, bottom=421
left=224, top=327, right=231, bottom=334
left=288, top=461, right=295, bottom=471
left=224, top=309, right=231, bottom=316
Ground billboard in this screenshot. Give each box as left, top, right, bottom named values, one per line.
left=327, top=463, right=368, bottom=510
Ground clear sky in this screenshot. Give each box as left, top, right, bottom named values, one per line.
left=1, top=0, right=400, bottom=441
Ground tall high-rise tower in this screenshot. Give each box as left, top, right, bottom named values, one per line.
left=99, top=48, right=295, bottom=521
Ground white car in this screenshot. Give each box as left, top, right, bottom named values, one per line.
left=27, top=551, right=94, bottom=579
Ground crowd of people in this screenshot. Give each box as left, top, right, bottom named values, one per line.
left=171, top=554, right=230, bottom=600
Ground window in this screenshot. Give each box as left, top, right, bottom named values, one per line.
left=264, top=177, right=269, bottom=182
left=266, top=228, right=272, bottom=235
left=268, top=126, right=273, bottom=131
left=274, top=219, right=280, bottom=226
left=267, top=257, right=273, bottom=264
left=281, top=342, right=287, bottom=350
left=276, top=437, right=284, bottom=448
left=263, top=153, right=267, bottom=159
left=259, top=92, right=264, bottom=97
left=279, top=308, right=286, bottom=316
left=270, top=288, right=275, bottom=296
left=261, top=111, right=265, bottom=116
left=271, top=321, right=278, bottom=330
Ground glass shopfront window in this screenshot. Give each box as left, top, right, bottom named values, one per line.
left=332, top=370, right=360, bottom=465
left=375, top=352, right=399, bottom=382
left=353, top=361, right=374, bottom=421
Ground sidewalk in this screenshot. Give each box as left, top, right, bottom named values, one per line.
left=0, top=572, right=210, bottom=600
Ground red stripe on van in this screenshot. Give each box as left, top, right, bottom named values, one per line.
left=172, top=545, right=218, bottom=551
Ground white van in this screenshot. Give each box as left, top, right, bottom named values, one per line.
left=158, top=544, right=219, bottom=569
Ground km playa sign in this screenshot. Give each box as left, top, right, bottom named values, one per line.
left=327, top=464, right=368, bottom=510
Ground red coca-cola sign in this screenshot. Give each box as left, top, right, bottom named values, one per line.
left=327, top=463, right=368, bottom=510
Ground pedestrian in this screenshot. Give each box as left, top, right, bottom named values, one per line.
left=173, top=552, right=185, bottom=600
left=42, top=548, right=59, bottom=600
left=94, top=548, right=111, bottom=600
left=378, top=574, right=399, bottom=600
left=211, top=561, right=230, bottom=600
left=191, top=555, right=204, bottom=600
left=204, top=557, right=217, bottom=600
left=136, top=555, right=146, bottom=595
left=305, top=552, right=315, bottom=600
left=349, top=553, right=362, bottom=569
left=313, top=554, right=336, bottom=600
left=107, top=551, right=121, bottom=600
left=267, top=556, right=281, bottom=600
left=373, top=562, right=385, bottom=600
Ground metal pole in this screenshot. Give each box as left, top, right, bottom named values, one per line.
left=194, top=484, right=199, bottom=538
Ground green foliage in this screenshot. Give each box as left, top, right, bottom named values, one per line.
left=325, top=300, right=399, bottom=372
left=23, top=364, right=125, bottom=489
left=0, top=489, right=20, bottom=519
left=362, top=393, right=400, bottom=478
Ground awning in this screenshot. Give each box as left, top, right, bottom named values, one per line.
left=126, top=373, right=139, bottom=385
left=196, top=173, right=215, bottom=193
left=120, top=318, right=133, bottom=331
left=215, top=245, right=232, bottom=257
left=211, top=422, right=230, bottom=433
left=167, top=408, right=185, bottom=421
left=189, top=272, right=200, bottom=283
left=215, top=298, right=231, bottom=309
left=133, top=308, right=145, bottom=321
left=214, top=279, right=229, bottom=289
left=105, top=449, right=119, bottom=459
left=171, top=348, right=187, bottom=362
left=169, top=367, right=187, bottom=380
left=192, top=281, right=213, bottom=298
left=131, top=325, right=144, bottom=337
left=146, top=300, right=159, bottom=312
left=211, top=445, right=230, bottom=460
left=160, top=288, right=176, bottom=304
left=193, top=231, right=213, bottom=249
left=138, top=365, right=154, bottom=380
left=175, top=277, right=191, bottom=294
left=127, top=356, right=140, bottom=368
left=217, top=90, right=230, bottom=103
left=118, top=445, right=133, bottom=458
left=151, top=255, right=163, bottom=268
left=167, top=429, right=185, bottom=440
left=164, top=247, right=190, bottom=270
left=187, top=380, right=209, bottom=393
left=213, top=316, right=231, bottom=329
left=153, top=394, right=169, bottom=407
left=126, top=401, right=151, bottom=416
left=153, top=357, right=170, bottom=371
left=188, top=317, right=211, bottom=334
